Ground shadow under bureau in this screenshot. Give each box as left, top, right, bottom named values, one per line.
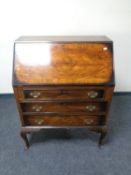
left=13, top=36, right=115, bottom=149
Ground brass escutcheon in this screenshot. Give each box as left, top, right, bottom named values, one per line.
left=87, top=91, right=98, bottom=98
left=32, top=105, right=43, bottom=112
left=84, top=119, right=93, bottom=125
left=34, top=118, right=44, bottom=125
left=30, top=92, right=41, bottom=98
left=86, top=105, right=96, bottom=112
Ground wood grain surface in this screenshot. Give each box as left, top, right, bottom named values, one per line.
left=24, top=89, right=104, bottom=100
left=24, top=115, right=103, bottom=126
left=22, top=102, right=106, bottom=114
left=14, top=43, right=113, bottom=84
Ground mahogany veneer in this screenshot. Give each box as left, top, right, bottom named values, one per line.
left=13, top=36, right=115, bottom=149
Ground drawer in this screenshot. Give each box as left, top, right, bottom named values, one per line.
left=23, top=89, right=104, bottom=100
left=21, top=102, right=106, bottom=114
left=24, top=115, right=105, bottom=126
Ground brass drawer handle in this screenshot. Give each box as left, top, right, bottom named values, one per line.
left=86, top=105, right=96, bottom=112
left=34, top=118, right=44, bottom=125
left=30, top=92, right=41, bottom=98
left=87, top=91, right=98, bottom=98
left=32, top=105, right=43, bottom=112
left=84, top=119, right=94, bottom=125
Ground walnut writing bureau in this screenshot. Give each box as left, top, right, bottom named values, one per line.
left=13, top=36, right=115, bottom=149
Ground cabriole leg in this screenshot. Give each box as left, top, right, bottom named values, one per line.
left=98, top=127, right=107, bottom=147
left=20, top=131, right=29, bottom=149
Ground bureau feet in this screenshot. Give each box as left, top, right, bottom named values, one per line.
left=20, top=132, right=30, bottom=149
left=98, top=127, right=107, bottom=147
left=89, top=126, right=107, bottom=147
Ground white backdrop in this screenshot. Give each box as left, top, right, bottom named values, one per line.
left=0, top=0, right=131, bottom=93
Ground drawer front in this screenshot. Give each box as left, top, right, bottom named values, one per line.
left=24, top=89, right=104, bottom=100
left=22, top=102, right=106, bottom=114
left=24, top=115, right=104, bottom=126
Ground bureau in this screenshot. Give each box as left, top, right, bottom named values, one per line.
left=13, top=36, right=115, bottom=149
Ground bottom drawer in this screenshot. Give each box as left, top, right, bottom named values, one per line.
left=24, top=115, right=105, bottom=126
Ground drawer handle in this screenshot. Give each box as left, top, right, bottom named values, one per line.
left=86, top=105, right=96, bottom=112
left=84, top=119, right=94, bottom=125
left=30, top=92, right=41, bottom=98
left=34, top=118, right=44, bottom=125
left=87, top=91, right=98, bottom=98
left=32, top=105, right=43, bottom=112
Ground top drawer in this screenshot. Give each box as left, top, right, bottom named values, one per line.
left=23, top=89, right=104, bottom=101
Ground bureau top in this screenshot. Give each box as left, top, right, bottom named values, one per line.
left=15, top=35, right=112, bottom=43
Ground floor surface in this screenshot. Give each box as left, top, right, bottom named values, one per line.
left=0, top=94, right=131, bottom=175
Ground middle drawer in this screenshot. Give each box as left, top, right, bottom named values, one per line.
left=21, top=102, right=106, bottom=114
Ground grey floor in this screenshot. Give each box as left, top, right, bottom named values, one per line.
left=0, top=94, right=131, bottom=175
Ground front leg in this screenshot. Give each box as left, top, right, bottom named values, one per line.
left=98, top=127, right=107, bottom=147
left=20, top=131, right=30, bottom=149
